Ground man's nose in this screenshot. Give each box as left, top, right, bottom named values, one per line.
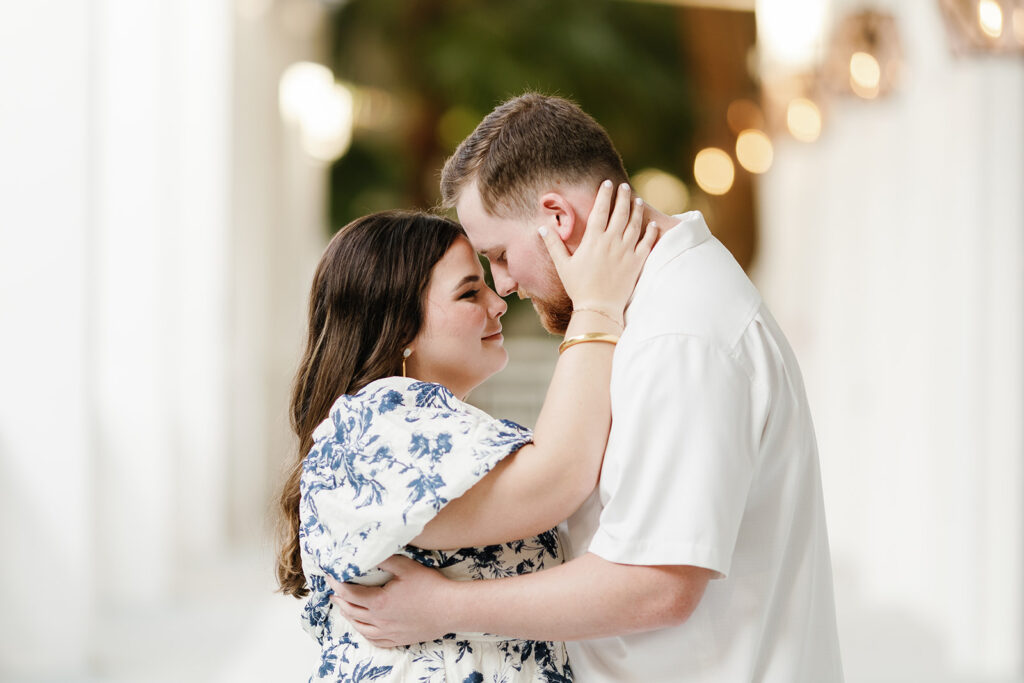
left=492, top=270, right=516, bottom=298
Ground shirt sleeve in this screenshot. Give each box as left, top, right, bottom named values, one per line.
left=299, top=378, right=532, bottom=584
left=588, top=334, right=764, bottom=578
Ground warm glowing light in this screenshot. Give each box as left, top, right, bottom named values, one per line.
left=727, top=99, right=765, bottom=135
left=786, top=98, right=822, bottom=142
left=631, top=169, right=690, bottom=214
left=849, top=51, right=881, bottom=99
left=735, top=130, right=774, bottom=174
left=299, top=82, right=354, bottom=162
left=756, top=0, right=830, bottom=69
left=979, top=0, right=1004, bottom=38
left=279, top=62, right=355, bottom=163
left=693, top=148, right=735, bottom=196
left=279, top=62, right=335, bottom=124
left=1013, top=7, right=1024, bottom=44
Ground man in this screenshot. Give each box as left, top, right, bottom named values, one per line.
left=332, top=93, right=843, bottom=682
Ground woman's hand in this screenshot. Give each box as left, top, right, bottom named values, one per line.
left=539, top=180, right=658, bottom=319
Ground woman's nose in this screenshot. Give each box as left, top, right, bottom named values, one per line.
left=489, top=289, right=508, bottom=317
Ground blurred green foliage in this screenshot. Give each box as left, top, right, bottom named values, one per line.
left=327, top=0, right=696, bottom=231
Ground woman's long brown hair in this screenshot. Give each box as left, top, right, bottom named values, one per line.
left=277, top=211, right=464, bottom=597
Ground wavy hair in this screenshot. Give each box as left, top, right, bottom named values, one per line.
left=276, top=210, right=464, bottom=597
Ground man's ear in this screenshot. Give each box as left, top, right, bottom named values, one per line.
left=538, top=192, right=579, bottom=247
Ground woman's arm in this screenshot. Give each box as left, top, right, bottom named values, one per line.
left=413, top=182, right=657, bottom=549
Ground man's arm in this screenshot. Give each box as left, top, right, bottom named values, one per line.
left=329, top=553, right=713, bottom=646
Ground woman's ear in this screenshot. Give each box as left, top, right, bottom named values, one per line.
left=539, top=192, right=578, bottom=246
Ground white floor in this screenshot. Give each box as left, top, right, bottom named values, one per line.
left=22, top=549, right=321, bottom=683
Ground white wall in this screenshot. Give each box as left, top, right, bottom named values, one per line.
left=0, top=1, right=324, bottom=679
left=0, top=2, right=94, bottom=675
left=753, top=1, right=1024, bottom=680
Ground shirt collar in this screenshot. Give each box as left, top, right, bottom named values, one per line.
left=626, top=211, right=713, bottom=309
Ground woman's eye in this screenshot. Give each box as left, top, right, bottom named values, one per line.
left=459, top=289, right=479, bottom=300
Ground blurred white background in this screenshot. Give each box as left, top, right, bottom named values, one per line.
left=1, top=1, right=1021, bottom=682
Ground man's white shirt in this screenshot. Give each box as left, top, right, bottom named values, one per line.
left=562, top=212, right=843, bottom=682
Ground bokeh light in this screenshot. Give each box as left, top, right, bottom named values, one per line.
left=279, top=62, right=334, bottom=124
left=727, top=99, right=766, bottom=136
left=631, top=168, right=690, bottom=214
left=735, top=129, right=774, bottom=174
left=979, top=0, right=1004, bottom=38
left=299, top=82, right=354, bottom=163
left=756, top=0, right=830, bottom=69
left=786, top=98, right=822, bottom=142
left=693, top=148, right=735, bottom=196
left=849, top=51, right=881, bottom=99
left=279, top=62, right=354, bottom=163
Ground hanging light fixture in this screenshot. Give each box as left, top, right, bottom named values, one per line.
left=939, top=0, right=1024, bottom=54
left=822, top=10, right=904, bottom=100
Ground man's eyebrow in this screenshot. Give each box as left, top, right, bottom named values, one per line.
left=452, top=274, right=482, bottom=292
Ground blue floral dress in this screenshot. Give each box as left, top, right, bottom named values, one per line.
left=299, top=377, right=574, bottom=682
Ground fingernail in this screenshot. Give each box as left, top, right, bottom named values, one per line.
left=620, top=183, right=630, bottom=191
left=537, top=225, right=548, bottom=236
left=648, top=221, right=658, bottom=229
left=602, top=179, right=613, bottom=188
left=635, top=198, right=643, bottom=206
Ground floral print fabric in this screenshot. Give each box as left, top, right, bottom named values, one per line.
left=299, top=377, right=573, bottom=682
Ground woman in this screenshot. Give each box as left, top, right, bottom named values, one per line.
left=277, top=181, right=655, bottom=681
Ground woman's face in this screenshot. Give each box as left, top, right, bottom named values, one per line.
left=406, top=237, right=508, bottom=398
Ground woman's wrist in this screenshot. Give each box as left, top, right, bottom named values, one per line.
left=564, top=309, right=623, bottom=337
left=572, top=306, right=624, bottom=327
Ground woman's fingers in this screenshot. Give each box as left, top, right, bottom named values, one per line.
left=582, top=179, right=615, bottom=244
left=538, top=224, right=570, bottom=273
left=620, top=197, right=644, bottom=244
left=604, top=182, right=633, bottom=238
left=636, top=221, right=660, bottom=257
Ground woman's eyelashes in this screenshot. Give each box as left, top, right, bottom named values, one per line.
left=458, top=288, right=480, bottom=300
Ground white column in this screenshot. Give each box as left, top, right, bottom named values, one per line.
left=228, top=0, right=329, bottom=547
left=0, top=2, right=93, bottom=677
left=92, top=0, right=177, bottom=606
left=754, top=1, right=1024, bottom=680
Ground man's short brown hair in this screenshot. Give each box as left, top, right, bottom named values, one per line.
left=440, top=93, right=628, bottom=218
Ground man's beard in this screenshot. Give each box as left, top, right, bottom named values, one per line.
left=520, top=254, right=573, bottom=335
left=530, top=288, right=573, bottom=335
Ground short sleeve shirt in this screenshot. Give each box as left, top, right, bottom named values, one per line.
left=563, top=212, right=844, bottom=682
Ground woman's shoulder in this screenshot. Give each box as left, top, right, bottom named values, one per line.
left=310, top=378, right=464, bottom=443
left=336, top=376, right=467, bottom=415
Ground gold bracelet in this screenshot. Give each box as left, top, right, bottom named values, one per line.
left=572, top=307, right=624, bottom=327
left=558, top=332, right=620, bottom=355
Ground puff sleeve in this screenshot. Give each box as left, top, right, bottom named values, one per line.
left=298, top=377, right=533, bottom=586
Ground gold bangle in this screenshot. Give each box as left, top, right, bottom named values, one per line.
left=558, top=332, right=620, bottom=355
left=572, top=307, right=624, bottom=327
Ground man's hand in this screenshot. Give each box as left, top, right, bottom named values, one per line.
left=327, top=555, right=453, bottom=647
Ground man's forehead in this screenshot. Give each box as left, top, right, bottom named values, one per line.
left=455, top=179, right=527, bottom=253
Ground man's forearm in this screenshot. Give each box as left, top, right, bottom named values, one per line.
left=445, top=552, right=711, bottom=642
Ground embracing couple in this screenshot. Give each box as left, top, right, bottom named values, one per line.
left=276, top=93, right=843, bottom=682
